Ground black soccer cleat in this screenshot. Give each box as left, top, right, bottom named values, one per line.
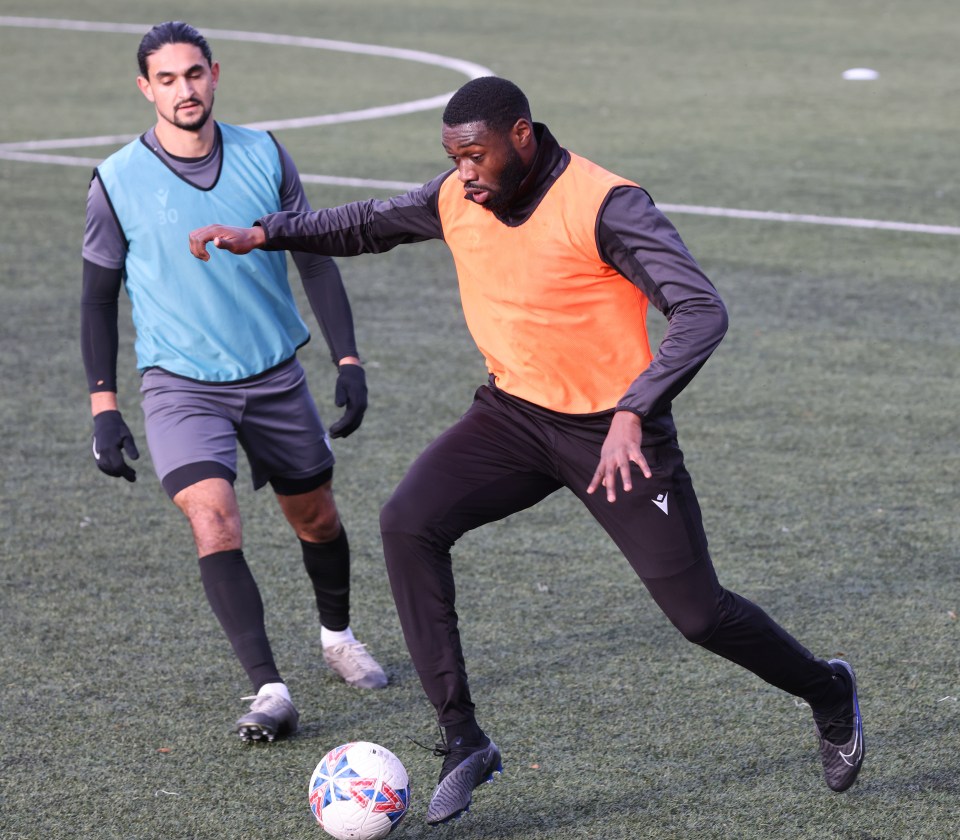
left=426, top=735, right=502, bottom=825
left=813, top=659, right=864, bottom=792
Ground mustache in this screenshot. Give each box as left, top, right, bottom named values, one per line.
left=176, top=98, right=202, bottom=110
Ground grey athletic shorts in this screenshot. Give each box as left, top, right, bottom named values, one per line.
left=140, top=357, right=335, bottom=498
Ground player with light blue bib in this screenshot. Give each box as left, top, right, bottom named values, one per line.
left=81, top=21, right=388, bottom=742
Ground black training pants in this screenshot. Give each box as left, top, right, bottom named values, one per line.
left=380, top=385, right=836, bottom=728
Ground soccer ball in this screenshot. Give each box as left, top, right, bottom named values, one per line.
left=309, top=741, right=410, bottom=840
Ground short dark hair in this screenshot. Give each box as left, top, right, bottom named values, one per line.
left=442, top=76, right=532, bottom=133
left=137, top=21, right=213, bottom=77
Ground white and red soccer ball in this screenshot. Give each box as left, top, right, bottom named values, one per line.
left=309, top=741, right=410, bottom=840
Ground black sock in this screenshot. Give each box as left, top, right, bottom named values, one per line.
left=444, top=718, right=484, bottom=747
left=198, top=549, right=281, bottom=692
left=811, top=663, right=853, bottom=745
left=300, top=527, right=350, bottom=631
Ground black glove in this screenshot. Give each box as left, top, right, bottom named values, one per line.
left=328, top=363, right=367, bottom=439
left=92, top=410, right=140, bottom=482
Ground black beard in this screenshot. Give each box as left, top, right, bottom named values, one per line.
left=173, top=106, right=212, bottom=132
left=484, top=147, right=528, bottom=213
left=171, top=93, right=214, bottom=132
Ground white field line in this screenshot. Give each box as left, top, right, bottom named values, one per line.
left=0, top=15, right=491, bottom=145
left=0, top=16, right=492, bottom=79
left=1, top=16, right=957, bottom=237
left=656, top=204, right=960, bottom=237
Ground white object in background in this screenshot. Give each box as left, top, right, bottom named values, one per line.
left=842, top=68, right=879, bottom=80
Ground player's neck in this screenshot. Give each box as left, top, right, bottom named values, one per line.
left=153, top=118, right=217, bottom=159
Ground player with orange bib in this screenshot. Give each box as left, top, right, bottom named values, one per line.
left=189, top=76, right=864, bottom=824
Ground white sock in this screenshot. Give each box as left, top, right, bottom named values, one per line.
left=258, top=681, right=291, bottom=702
left=321, top=625, right=357, bottom=648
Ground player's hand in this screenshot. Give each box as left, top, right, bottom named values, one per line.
left=586, top=410, right=651, bottom=502
left=328, top=363, right=368, bottom=438
left=92, top=410, right=140, bottom=482
left=188, top=224, right=266, bottom=261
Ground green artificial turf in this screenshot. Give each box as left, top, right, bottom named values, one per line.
left=1, top=2, right=957, bottom=838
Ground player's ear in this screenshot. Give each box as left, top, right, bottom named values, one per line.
left=136, top=74, right=155, bottom=103
left=512, top=118, right=532, bottom=148
left=511, top=118, right=535, bottom=160
left=210, top=61, right=220, bottom=91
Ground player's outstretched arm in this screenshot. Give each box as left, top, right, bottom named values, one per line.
left=189, top=224, right=266, bottom=261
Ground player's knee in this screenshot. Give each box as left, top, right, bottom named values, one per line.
left=297, top=505, right=341, bottom=543
left=187, top=508, right=242, bottom=555
left=379, top=491, right=452, bottom=553
left=670, top=607, right=722, bottom=645
left=380, top=490, right=419, bottom=537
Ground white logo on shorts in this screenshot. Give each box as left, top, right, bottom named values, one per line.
left=652, top=492, right=669, bottom=515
